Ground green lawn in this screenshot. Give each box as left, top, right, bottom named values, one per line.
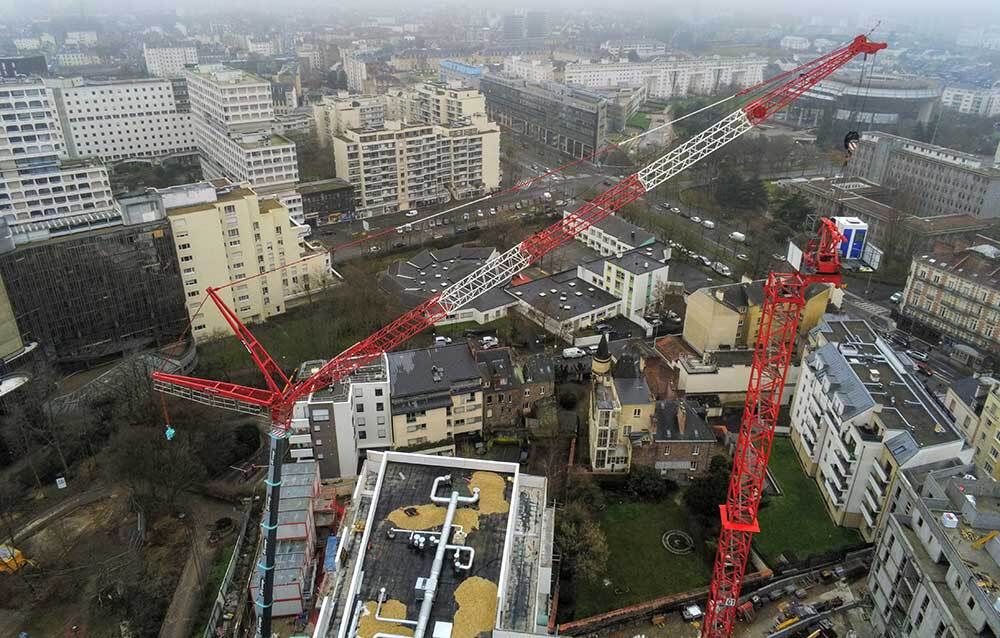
left=573, top=499, right=712, bottom=619
left=627, top=113, right=652, bottom=130
left=755, top=438, right=862, bottom=564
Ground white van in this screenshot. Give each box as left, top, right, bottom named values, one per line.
left=702, top=219, right=716, bottom=229
left=562, top=347, right=587, bottom=359
left=728, top=231, right=746, bottom=242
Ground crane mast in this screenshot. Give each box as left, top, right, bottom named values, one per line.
left=150, top=35, right=884, bottom=638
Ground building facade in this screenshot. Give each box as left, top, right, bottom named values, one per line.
left=941, top=84, right=1000, bottom=117
left=899, top=244, right=1000, bottom=355
left=848, top=131, right=1000, bottom=220
left=564, top=56, right=766, bottom=100
left=502, top=56, right=555, bottom=82
left=788, top=315, right=970, bottom=542
left=480, top=75, right=607, bottom=159
left=577, top=242, right=671, bottom=327
left=46, top=77, right=196, bottom=162
left=589, top=338, right=656, bottom=473
left=476, top=347, right=522, bottom=433
left=946, top=375, right=998, bottom=448
left=161, top=180, right=328, bottom=341
left=296, top=178, right=354, bottom=226
left=1, top=78, right=119, bottom=244
left=143, top=45, right=199, bottom=78
left=600, top=39, right=667, bottom=58
left=973, top=382, right=1000, bottom=479
left=439, top=59, right=483, bottom=88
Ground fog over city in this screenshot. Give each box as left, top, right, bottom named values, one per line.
left=2, top=1, right=1000, bottom=638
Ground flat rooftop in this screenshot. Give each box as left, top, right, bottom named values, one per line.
left=508, top=269, right=619, bottom=321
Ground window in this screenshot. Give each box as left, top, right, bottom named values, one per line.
left=376, top=402, right=384, bottom=412
left=356, top=404, right=364, bottom=413
left=375, top=388, right=383, bottom=396
left=692, top=445, right=700, bottom=456
left=311, top=409, right=330, bottom=421
left=377, top=416, right=386, bottom=425
left=377, top=428, right=387, bottom=438
left=467, top=392, right=476, bottom=401
left=177, top=242, right=191, bottom=250
left=663, top=446, right=670, bottom=456
left=633, top=408, right=641, bottom=417
left=358, top=431, right=367, bottom=440
left=227, top=228, right=239, bottom=237
left=689, top=461, right=698, bottom=471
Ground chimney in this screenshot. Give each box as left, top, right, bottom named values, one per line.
left=677, top=402, right=687, bottom=434
left=714, top=289, right=725, bottom=302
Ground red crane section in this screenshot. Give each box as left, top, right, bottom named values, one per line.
left=702, top=219, right=846, bottom=638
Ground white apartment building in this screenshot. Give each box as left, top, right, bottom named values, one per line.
left=160, top=180, right=328, bottom=341
left=577, top=242, right=671, bottom=328
left=185, top=65, right=299, bottom=195
left=143, top=45, right=198, bottom=78
left=0, top=78, right=119, bottom=244
left=65, top=31, right=98, bottom=47
left=780, top=36, right=812, bottom=50
left=868, top=462, right=1000, bottom=638
left=246, top=37, right=278, bottom=57
left=941, top=84, right=1000, bottom=117
left=46, top=77, right=196, bottom=162
left=313, top=94, right=386, bottom=144
left=289, top=357, right=392, bottom=479
left=600, top=39, right=667, bottom=59
left=53, top=52, right=101, bottom=67
left=564, top=56, right=767, bottom=99
left=342, top=49, right=376, bottom=93
left=789, top=315, right=971, bottom=542
left=406, top=81, right=490, bottom=126
left=502, top=56, right=555, bottom=82
left=13, top=38, right=43, bottom=53
left=568, top=210, right=656, bottom=256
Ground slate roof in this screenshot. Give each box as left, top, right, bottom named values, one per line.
left=590, top=213, right=656, bottom=246
left=386, top=343, right=483, bottom=399
left=521, top=354, right=555, bottom=384
left=476, top=348, right=517, bottom=391
left=653, top=400, right=716, bottom=442
left=611, top=353, right=652, bottom=406
left=806, top=342, right=876, bottom=421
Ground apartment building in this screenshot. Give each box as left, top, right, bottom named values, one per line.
left=439, top=59, right=483, bottom=88
left=970, top=382, right=1000, bottom=479
left=288, top=357, right=391, bottom=479
left=386, top=343, right=484, bottom=452
left=941, top=84, right=1000, bottom=117
left=65, top=31, right=97, bottom=47
left=46, top=77, right=196, bottom=162
left=0, top=78, right=118, bottom=244
left=185, top=65, right=299, bottom=199
left=296, top=178, right=354, bottom=226
left=780, top=36, right=812, bottom=50
left=899, top=243, right=1000, bottom=355
left=53, top=51, right=101, bottom=68
left=406, top=81, right=488, bottom=126
left=788, top=315, right=970, bottom=541
left=341, top=49, right=378, bottom=94
left=161, top=180, right=328, bottom=341
left=0, top=55, right=47, bottom=79
left=502, top=56, right=555, bottom=82
left=630, top=399, right=719, bottom=480
left=946, top=376, right=998, bottom=447
left=849, top=131, right=1000, bottom=220
left=600, top=39, right=667, bottom=58
left=476, top=347, right=522, bottom=433
left=481, top=75, right=607, bottom=159
left=868, top=462, right=1000, bottom=638
left=568, top=210, right=655, bottom=256
left=313, top=94, right=386, bottom=144
left=577, top=241, right=671, bottom=326
left=143, top=45, right=199, bottom=78
left=564, top=56, right=766, bottom=99
left=332, top=117, right=499, bottom=218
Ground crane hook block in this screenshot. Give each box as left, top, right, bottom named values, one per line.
left=165, top=425, right=176, bottom=441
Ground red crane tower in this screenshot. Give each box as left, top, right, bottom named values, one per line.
left=151, top=35, right=884, bottom=638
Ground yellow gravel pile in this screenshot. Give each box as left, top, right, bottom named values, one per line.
left=387, top=504, right=480, bottom=532
left=468, top=472, right=509, bottom=516
left=453, top=577, right=498, bottom=638
left=357, top=600, right=415, bottom=638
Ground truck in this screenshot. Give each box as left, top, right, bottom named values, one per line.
left=729, top=231, right=746, bottom=242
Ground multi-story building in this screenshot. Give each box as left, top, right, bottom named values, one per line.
left=64, top=31, right=97, bottom=47
left=52, top=51, right=101, bottom=68
left=590, top=337, right=654, bottom=473
left=969, top=381, right=1000, bottom=479
left=600, top=39, right=667, bottom=59
left=481, top=75, right=607, bottom=159
left=439, top=59, right=483, bottom=88
left=569, top=210, right=655, bottom=256
left=785, top=177, right=990, bottom=252
left=386, top=343, right=484, bottom=452
left=520, top=353, right=554, bottom=414
left=601, top=85, right=648, bottom=133
left=406, top=81, right=488, bottom=126
left=0, top=78, right=118, bottom=244
left=288, top=357, right=391, bottom=479
left=160, top=180, right=328, bottom=341
left=313, top=93, right=387, bottom=144
left=848, top=131, right=1000, bottom=220
left=502, top=56, right=555, bottom=82
left=630, top=399, right=718, bottom=480
left=13, top=38, right=43, bottom=54
left=0, top=201, right=187, bottom=368
left=941, top=84, right=1000, bottom=117
left=867, top=461, right=1000, bottom=638
left=143, top=45, right=199, bottom=78
left=341, top=49, right=378, bottom=94
left=578, top=241, right=671, bottom=327
left=295, top=178, right=354, bottom=226
left=476, top=347, right=522, bottom=433
left=899, top=243, right=1000, bottom=355
left=564, top=56, right=766, bottom=100
left=0, top=55, right=47, bottom=79
left=788, top=315, right=971, bottom=541
left=45, top=77, right=196, bottom=162
left=780, top=36, right=812, bottom=50
left=332, top=117, right=499, bottom=218
left=945, top=376, right=998, bottom=447
left=509, top=269, right=621, bottom=338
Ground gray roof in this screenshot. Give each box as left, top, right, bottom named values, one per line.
left=704, top=280, right=827, bottom=312
left=653, top=400, right=716, bottom=442
left=582, top=241, right=671, bottom=276
left=806, top=342, right=876, bottom=421
left=507, top=269, right=619, bottom=321
left=476, top=348, right=517, bottom=391
left=521, top=354, right=554, bottom=384
left=590, top=213, right=656, bottom=247
left=384, top=246, right=500, bottom=306
left=612, top=354, right=652, bottom=405
left=949, top=376, right=998, bottom=413
left=467, top=286, right=518, bottom=312
left=387, top=343, right=483, bottom=399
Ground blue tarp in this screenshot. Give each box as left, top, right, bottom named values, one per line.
left=323, top=535, right=338, bottom=573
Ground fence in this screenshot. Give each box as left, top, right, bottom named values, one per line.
left=202, top=501, right=254, bottom=638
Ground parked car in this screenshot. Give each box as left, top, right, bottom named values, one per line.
left=691, top=216, right=702, bottom=224
left=434, top=336, right=453, bottom=346
left=916, top=361, right=934, bottom=376
left=671, top=207, right=681, bottom=214
left=596, top=323, right=612, bottom=333
left=771, top=253, right=785, bottom=261
left=736, top=253, right=749, bottom=261
left=562, top=347, right=587, bottom=359
left=477, top=209, right=485, bottom=217
left=392, top=242, right=406, bottom=249
left=889, top=291, right=903, bottom=304
left=481, top=336, right=499, bottom=349
left=489, top=208, right=497, bottom=215
left=368, top=246, right=380, bottom=253
left=682, top=604, right=704, bottom=621
left=712, top=261, right=732, bottom=277
left=700, top=256, right=713, bottom=267
left=702, top=219, right=716, bottom=229
left=405, top=209, right=419, bottom=217
left=515, top=202, right=523, bottom=210
left=729, top=231, right=746, bottom=242
left=907, top=349, right=929, bottom=362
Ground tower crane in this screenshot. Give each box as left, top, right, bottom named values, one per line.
left=150, top=35, right=885, bottom=638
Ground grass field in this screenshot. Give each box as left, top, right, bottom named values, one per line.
left=755, top=438, right=862, bottom=564
left=572, top=499, right=712, bottom=619
left=627, top=113, right=652, bottom=130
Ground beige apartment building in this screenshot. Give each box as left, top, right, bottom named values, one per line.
left=162, top=180, right=329, bottom=341
left=406, top=81, right=489, bottom=126
left=386, top=343, right=484, bottom=452
left=970, top=381, right=1000, bottom=479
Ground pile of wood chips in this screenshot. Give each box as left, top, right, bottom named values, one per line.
left=468, top=472, right=509, bottom=516
left=357, top=600, right=415, bottom=638
left=387, top=504, right=481, bottom=532
left=453, top=577, right=499, bottom=638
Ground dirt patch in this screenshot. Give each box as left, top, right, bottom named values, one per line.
left=387, top=504, right=480, bottom=532
left=453, top=577, right=498, bottom=638
left=357, top=599, right=415, bottom=638
left=22, top=494, right=125, bottom=561
left=468, top=472, right=509, bottom=516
